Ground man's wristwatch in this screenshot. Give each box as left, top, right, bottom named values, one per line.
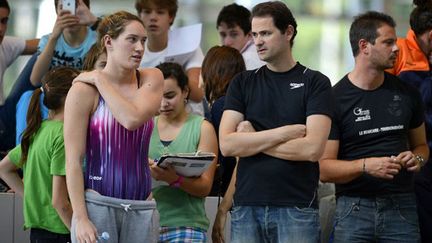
left=169, top=175, right=184, bottom=188
left=415, top=155, right=426, bottom=167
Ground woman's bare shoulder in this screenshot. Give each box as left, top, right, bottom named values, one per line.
left=138, top=67, right=163, bottom=79
left=69, top=82, right=99, bottom=98
left=138, top=67, right=164, bottom=87
left=67, top=82, right=99, bottom=112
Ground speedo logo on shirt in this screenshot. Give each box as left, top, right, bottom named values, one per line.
left=290, top=83, right=304, bottom=89
left=89, top=175, right=102, bottom=181
left=353, top=107, right=371, bottom=122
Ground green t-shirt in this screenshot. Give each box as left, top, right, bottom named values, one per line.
left=149, top=114, right=209, bottom=230
left=9, top=120, right=69, bottom=234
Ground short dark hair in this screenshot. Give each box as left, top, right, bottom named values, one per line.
left=349, top=11, right=396, bottom=57
left=156, top=62, right=189, bottom=93
left=410, top=0, right=432, bottom=35
left=135, top=0, right=178, bottom=20
left=251, top=1, right=297, bottom=47
left=0, top=0, right=10, bottom=12
left=217, top=3, right=251, bottom=35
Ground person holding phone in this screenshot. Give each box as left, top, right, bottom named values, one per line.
left=62, top=0, right=76, bottom=15
left=29, top=0, right=99, bottom=87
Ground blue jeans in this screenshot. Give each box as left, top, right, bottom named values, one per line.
left=333, top=193, right=420, bottom=243
left=231, top=205, right=320, bottom=243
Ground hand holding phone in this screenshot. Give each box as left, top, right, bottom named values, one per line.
left=62, top=0, right=76, bottom=15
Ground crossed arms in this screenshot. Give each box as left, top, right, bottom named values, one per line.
left=219, top=110, right=331, bottom=162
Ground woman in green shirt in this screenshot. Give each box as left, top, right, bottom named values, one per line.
left=0, top=67, right=79, bottom=243
left=149, top=62, right=218, bottom=242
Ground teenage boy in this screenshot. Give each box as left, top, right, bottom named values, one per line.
left=135, top=0, right=204, bottom=104
left=216, top=3, right=264, bottom=70
left=0, top=0, right=38, bottom=104
left=30, top=0, right=98, bottom=86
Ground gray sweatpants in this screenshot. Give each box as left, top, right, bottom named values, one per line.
left=71, top=191, right=159, bottom=243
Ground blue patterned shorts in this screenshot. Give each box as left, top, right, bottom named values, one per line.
left=159, top=226, right=207, bottom=243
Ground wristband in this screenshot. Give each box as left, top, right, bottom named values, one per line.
left=169, top=175, right=184, bottom=188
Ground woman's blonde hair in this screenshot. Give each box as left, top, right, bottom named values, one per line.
left=97, top=11, right=144, bottom=52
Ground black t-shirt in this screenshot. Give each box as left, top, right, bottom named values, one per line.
left=224, top=63, right=333, bottom=207
left=330, top=72, right=424, bottom=197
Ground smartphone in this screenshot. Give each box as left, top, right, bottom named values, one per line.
left=62, top=0, right=76, bottom=15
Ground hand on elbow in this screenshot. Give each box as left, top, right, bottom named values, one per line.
left=278, top=124, right=306, bottom=142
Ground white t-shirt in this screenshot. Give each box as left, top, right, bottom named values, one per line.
left=140, top=24, right=204, bottom=70
left=140, top=42, right=204, bottom=70
left=241, top=40, right=265, bottom=70
left=0, top=36, right=26, bottom=104
left=140, top=41, right=205, bottom=116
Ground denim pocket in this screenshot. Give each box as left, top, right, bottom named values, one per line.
left=230, top=206, right=248, bottom=222
left=294, top=206, right=319, bottom=214
left=334, top=198, right=357, bottom=223
left=288, top=207, right=319, bottom=223
left=398, top=204, right=419, bottom=226
left=393, top=194, right=420, bottom=227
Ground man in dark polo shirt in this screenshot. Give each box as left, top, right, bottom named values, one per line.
left=219, top=1, right=333, bottom=242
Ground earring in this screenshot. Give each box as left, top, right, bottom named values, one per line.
left=184, top=98, right=188, bottom=104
